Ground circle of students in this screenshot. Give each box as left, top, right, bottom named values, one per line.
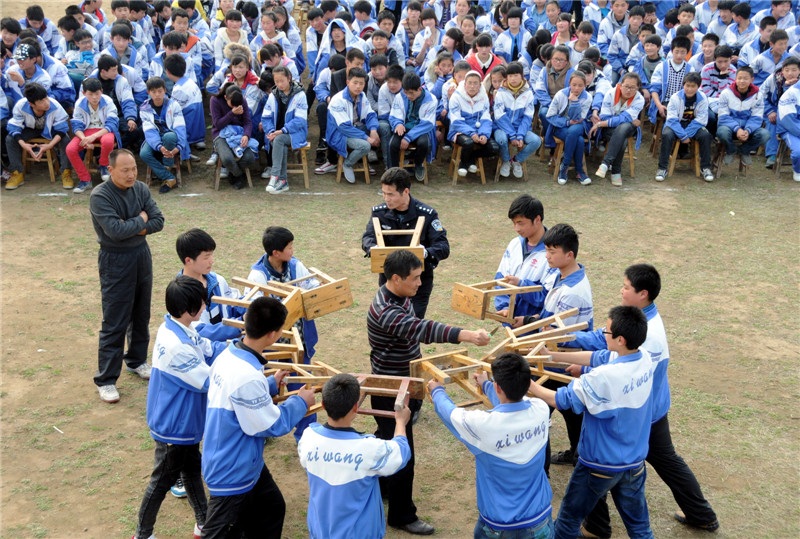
left=3, top=0, right=798, bottom=194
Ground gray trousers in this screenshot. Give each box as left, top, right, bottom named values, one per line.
left=6, top=130, right=71, bottom=173
left=269, top=133, right=292, bottom=180
left=213, top=136, right=256, bottom=179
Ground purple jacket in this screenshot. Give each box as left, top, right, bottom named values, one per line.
left=210, top=95, right=252, bottom=140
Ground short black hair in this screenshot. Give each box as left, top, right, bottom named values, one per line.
left=110, top=22, right=132, bottom=40
left=171, top=7, right=189, bottom=21
left=492, top=353, right=531, bottom=401
left=26, top=6, right=45, bottom=21
left=353, top=0, right=371, bottom=14
left=771, top=29, right=789, bottom=44
left=319, top=0, right=339, bottom=13
left=97, top=54, right=120, bottom=72
left=380, top=166, right=411, bottom=192
left=507, top=7, right=523, bottom=20
left=629, top=5, right=645, bottom=19
left=82, top=77, right=102, bottom=92
left=714, top=44, right=732, bottom=59
left=73, top=29, right=93, bottom=43
left=731, top=3, right=750, bottom=19
left=245, top=296, right=288, bottom=338
left=176, top=228, right=216, bottom=262
left=670, top=36, right=691, bottom=53
left=718, top=0, right=736, bottom=10
left=129, top=0, right=148, bottom=12
left=506, top=61, right=524, bottom=76
left=58, top=15, right=81, bottom=31
left=683, top=71, right=701, bottom=86
left=370, top=52, right=388, bottom=68
left=624, top=263, right=660, bottom=302
left=347, top=66, right=368, bottom=82
left=162, top=31, right=186, bottom=49
left=759, top=16, right=777, bottom=30
left=640, top=23, right=655, bottom=35
left=377, top=9, right=396, bottom=29
left=542, top=223, right=578, bottom=258
left=336, top=11, right=353, bottom=24
left=383, top=249, right=421, bottom=281
left=507, top=194, right=543, bottom=222
left=321, top=373, right=361, bottom=420
left=262, top=226, right=294, bottom=256
left=372, top=29, right=390, bottom=40
left=421, top=7, right=436, bottom=21
left=645, top=34, right=662, bottom=48
left=166, top=275, right=206, bottom=318
left=781, top=56, right=800, bottom=69
left=307, top=7, right=324, bottom=21
left=23, top=83, right=49, bottom=103
left=402, top=71, right=421, bottom=90
left=110, top=0, right=130, bottom=11
left=702, top=33, right=720, bottom=45
left=164, top=52, right=187, bottom=77
left=608, top=306, right=648, bottom=350
left=1, top=17, right=22, bottom=35
left=177, top=0, right=195, bottom=10
left=346, top=47, right=366, bottom=62
left=146, top=76, right=166, bottom=91
left=237, top=1, right=259, bottom=19
left=675, top=24, right=694, bottom=38
left=678, top=3, right=695, bottom=15
left=225, top=9, right=243, bottom=21
left=328, top=53, right=346, bottom=71
left=386, top=63, right=404, bottom=81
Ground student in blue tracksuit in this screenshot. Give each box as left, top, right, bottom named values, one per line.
left=563, top=264, right=720, bottom=536
left=493, top=62, right=540, bottom=179
left=761, top=57, right=800, bottom=168
left=176, top=228, right=245, bottom=343
left=134, top=277, right=227, bottom=539
left=530, top=305, right=655, bottom=539
left=164, top=54, right=205, bottom=150
left=447, top=70, right=497, bottom=176
left=201, top=297, right=316, bottom=539
left=546, top=71, right=592, bottom=186
left=389, top=71, right=437, bottom=182
left=298, top=374, right=412, bottom=539
left=430, top=353, right=554, bottom=539
left=246, top=226, right=320, bottom=442
left=716, top=67, right=770, bottom=168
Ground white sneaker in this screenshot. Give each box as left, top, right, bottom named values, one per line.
left=189, top=153, right=201, bottom=162
left=702, top=168, right=714, bottom=182
left=610, top=173, right=622, bottom=186
left=315, top=161, right=336, bottom=174
left=193, top=523, right=202, bottom=539
left=205, top=152, right=218, bottom=166
left=655, top=169, right=667, bottom=182
left=794, top=171, right=800, bottom=182
left=127, top=363, right=152, bottom=380
left=261, top=168, right=271, bottom=179
left=219, top=167, right=229, bottom=179
left=596, top=163, right=608, bottom=179
left=194, top=142, right=206, bottom=150
left=343, top=165, right=356, bottom=183
left=457, top=167, right=467, bottom=177
left=98, top=384, right=119, bottom=403
left=512, top=160, right=523, bottom=178
left=499, top=161, right=511, bottom=177
left=268, top=178, right=289, bottom=193
left=265, top=176, right=278, bottom=192
left=468, top=164, right=478, bottom=174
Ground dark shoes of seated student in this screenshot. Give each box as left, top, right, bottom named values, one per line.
left=551, top=448, right=578, bottom=466
left=673, top=511, right=720, bottom=532
left=578, top=524, right=611, bottom=539
left=414, top=165, right=425, bottom=182
left=395, top=519, right=435, bottom=535
left=228, top=175, right=244, bottom=190
left=159, top=178, right=177, bottom=193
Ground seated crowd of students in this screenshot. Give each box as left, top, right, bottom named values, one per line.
left=2, top=0, right=800, bottom=194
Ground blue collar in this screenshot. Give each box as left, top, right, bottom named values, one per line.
left=552, top=264, right=586, bottom=289
left=492, top=400, right=531, bottom=413
left=642, top=302, right=657, bottom=321
left=611, top=349, right=642, bottom=364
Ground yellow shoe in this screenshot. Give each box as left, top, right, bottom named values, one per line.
left=5, top=171, right=24, bottom=190
left=62, top=169, right=74, bottom=189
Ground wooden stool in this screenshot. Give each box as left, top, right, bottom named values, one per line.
left=448, top=144, right=486, bottom=185
left=667, top=140, right=701, bottom=178
left=21, top=138, right=60, bottom=183
left=602, top=137, right=636, bottom=177
left=336, top=154, right=370, bottom=184
left=649, top=116, right=665, bottom=157
left=774, top=135, right=788, bottom=178
left=214, top=158, right=253, bottom=190
left=712, top=142, right=750, bottom=180
left=494, top=146, right=528, bottom=182
left=286, top=143, right=311, bottom=188
left=398, top=145, right=429, bottom=185
left=146, top=158, right=191, bottom=187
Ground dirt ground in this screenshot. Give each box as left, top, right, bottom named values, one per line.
left=2, top=2, right=800, bottom=537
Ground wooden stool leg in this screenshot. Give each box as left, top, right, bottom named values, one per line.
left=478, top=158, right=486, bottom=184
left=336, top=155, right=343, bottom=183
left=451, top=146, right=461, bottom=185
left=245, top=167, right=253, bottom=188
left=362, top=156, right=370, bottom=185
left=667, top=141, right=680, bottom=177
left=302, top=148, right=309, bottom=188
left=46, top=149, right=57, bottom=183
left=551, top=142, right=563, bottom=182
left=398, top=148, right=406, bottom=168
left=494, top=157, right=501, bottom=183
left=214, top=160, right=221, bottom=190
left=693, top=141, right=701, bottom=177
left=627, top=138, right=635, bottom=177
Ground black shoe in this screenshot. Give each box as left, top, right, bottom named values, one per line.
left=394, top=519, right=435, bottom=535
left=551, top=448, right=578, bottom=466
left=674, top=511, right=720, bottom=532
left=315, top=149, right=327, bottom=165
left=578, top=524, right=610, bottom=538
left=232, top=180, right=244, bottom=190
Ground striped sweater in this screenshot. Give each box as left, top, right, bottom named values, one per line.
left=368, top=286, right=461, bottom=376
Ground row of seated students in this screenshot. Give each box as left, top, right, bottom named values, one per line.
left=3, top=0, right=800, bottom=191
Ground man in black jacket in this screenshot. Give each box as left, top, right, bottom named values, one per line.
left=361, top=167, right=448, bottom=318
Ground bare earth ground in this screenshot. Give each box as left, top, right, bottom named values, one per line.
left=2, top=2, right=800, bottom=535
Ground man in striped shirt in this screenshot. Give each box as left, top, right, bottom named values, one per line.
left=367, top=249, right=490, bottom=535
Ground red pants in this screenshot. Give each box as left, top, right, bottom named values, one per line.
left=66, top=129, right=116, bottom=182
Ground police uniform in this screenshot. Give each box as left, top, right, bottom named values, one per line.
left=361, top=196, right=449, bottom=318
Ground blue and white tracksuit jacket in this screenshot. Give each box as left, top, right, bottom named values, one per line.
left=431, top=382, right=552, bottom=530
left=175, top=270, right=245, bottom=343
left=760, top=74, right=794, bottom=156
left=555, top=349, right=654, bottom=472
left=314, top=19, right=366, bottom=84
left=202, top=341, right=309, bottom=496
left=494, top=29, right=532, bottom=64
left=378, top=84, right=402, bottom=121
left=545, top=88, right=592, bottom=144
left=723, top=22, right=759, bottom=54
left=493, top=84, right=536, bottom=142
left=326, top=88, right=379, bottom=158
left=41, top=55, right=76, bottom=105
left=664, top=90, right=709, bottom=139
left=648, top=59, right=697, bottom=123
left=261, top=84, right=309, bottom=152
left=598, top=12, right=628, bottom=57
left=18, top=17, right=60, bottom=54
left=99, top=44, right=150, bottom=82
left=150, top=51, right=200, bottom=91
left=777, top=84, right=800, bottom=171
left=8, top=98, right=70, bottom=140
left=447, top=83, right=493, bottom=141
left=750, top=49, right=790, bottom=87
left=718, top=84, right=766, bottom=135
left=147, top=315, right=227, bottom=444
left=171, top=75, right=206, bottom=145
left=4, top=64, right=52, bottom=103
left=140, top=97, right=189, bottom=160
left=88, top=65, right=147, bottom=106
left=494, top=234, right=550, bottom=316
left=99, top=74, right=138, bottom=124
left=70, top=94, right=121, bottom=147
left=298, top=423, right=410, bottom=539
left=539, top=264, right=594, bottom=332
left=599, top=87, right=645, bottom=149
left=608, top=24, right=638, bottom=76
left=389, top=89, right=438, bottom=162
left=533, top=65, right=576, bottom=109
left=571, top=303, right=671, bottom=424
left=624, top=41, right=646, bottom=71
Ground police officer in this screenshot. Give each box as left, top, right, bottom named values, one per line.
left=361, top=167, right=449, bottom=318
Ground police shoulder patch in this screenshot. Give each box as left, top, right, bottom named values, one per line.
left=431, top=219, right=443, bottom=231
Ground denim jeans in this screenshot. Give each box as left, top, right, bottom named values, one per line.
left=5, top=129, right=71, bottom=173
left=344, top=124, right=371, bottom=167
left=555, top=462, right=653, bottom=539
left=269, top=133, right=292, bottom=180
left=378, top=119, right=393, bottom=167
left=136, top=441, right=207, bottom=538
left=494, top=130, right=542, bottom=163
left=553, top=124, right=586, bottom=173
left=716, top=126, right=770, bottom=156
left=600, top=122, right=636, bottom=174
left=474, top=515, right=554, bottom=539
left=139, top=131, right=177, bottom=181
